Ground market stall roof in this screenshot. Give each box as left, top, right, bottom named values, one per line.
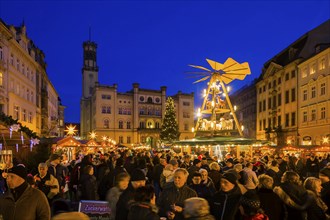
left=174, top=136, right=271, bottom=146
left=55, top=136, right=82, bottom=147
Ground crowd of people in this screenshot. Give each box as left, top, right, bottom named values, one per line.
left=0, top=148, right=330, bottom=220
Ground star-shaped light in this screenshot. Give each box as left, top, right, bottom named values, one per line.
left=65, top=124, right=77, bottom=136
left=89, top=131, right=97, bottom=140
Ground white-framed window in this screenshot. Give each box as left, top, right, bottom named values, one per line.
left=303, top=90, right=307, bottom=101
left=14, top=106, right=20, bottom=120
left=102, top=106, right=106, bottom=113
left=303, top=111, right=307, bottom=122
left=22, top=109, right=26, bottom=121
left=321, top=107, right=326, bottom=119
left=26, top=89, right=30, bottom=101
left=302, top=68, right=307, bottom=78
left=119, top=120, right=123, bottom=129
left=30, top=91, right=34, bottom=103
left=311, top=86, right=316, bottom=99
left=310, top=64, right=316, bottom=74
left=127, top=121, right=131, bottom=129
left=119, top=136, right=123, bottom=144
left=16, top=59, right=20, bottom=71
left=320, top=83, right=326, bottom=96
left=155, top=122, right=160, bottom=129
left=28, top=112, right=32, bottom=123
left=22, top=63, right=25, bottom=75
left=103, top=119, right=109, bottom=128
left=106, top=106, right=111, bottom=114
left=311, top=109, right=316, bottom=121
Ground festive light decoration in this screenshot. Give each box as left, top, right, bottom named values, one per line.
left=9, top=124, right=20, bottom=138
left=89, top=131, right=97, bottom=140
left=188, top=58, right=251, bottom=137
left=64, top=124, right=78, bottom=136
left=160, top=97, right=180, bottom=143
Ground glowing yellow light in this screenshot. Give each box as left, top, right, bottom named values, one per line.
left=234, top=105, right=237, bottom=111
left=203, top=89, right=207, bottom=97
left=287, top=139, right=292, bottom=145
left=241, top=125, right=244, bottom=131
left=227, top=86, right=231, bottom=92
left=102, top=135, right=107, bottom=141
left=211, top=101, right=215, bottom=107
left=323, top=137, right=329, bottom=144
left=191, top=127, right=195, bottom=133
left=211, top=122, right=214, bottom=128
left=89, top=131, right=97, bottom=140
left=65, top=124, right=78, bottom=136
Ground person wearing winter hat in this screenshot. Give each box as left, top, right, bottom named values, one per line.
left=115, top=169, right=146, bottom=220
left=210, top=171, right=243, bottom=220
left=319, top=168, right=330, bottom=215
left=239, top=190, right=269, bottom=220
left=0, top=164, right=51, bottom=220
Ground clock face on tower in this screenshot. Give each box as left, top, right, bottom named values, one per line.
left=139, top=96, right=144, bottom=102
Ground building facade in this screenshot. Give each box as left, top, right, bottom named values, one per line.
left=298, top=47, right=330, bottom=145
left=80, top=40, right=194, bottom=147
left=256, top=20, right=330, bottom=147
left=231, top=80, right=257, bottom=139
left=0, top=19, right=64, bottom=137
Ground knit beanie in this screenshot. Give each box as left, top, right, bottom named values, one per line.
left=222, top=172, right=237, bottom=185
left=7, top=164, right=28, bottom=180
left=239, top=190, right=261, bottom=212
left=131, top=169, right=146, bottom=181
left=320, top=168, right=330, bottom=179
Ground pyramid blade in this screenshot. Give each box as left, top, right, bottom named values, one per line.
left=189, top=65, right=212, bottom=72
left=206, top=59, right=224, bottom=71
left=220, top=75, right=234, bottom=84
left=193, top=76, right=210, bottom=84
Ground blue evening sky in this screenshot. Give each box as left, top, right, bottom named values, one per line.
left=0, top=1, right=329, bottom=123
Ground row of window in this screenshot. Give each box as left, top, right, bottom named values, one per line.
left=9, top=79, right=34, bottom=103
left=258, top=70, right=296, bottom=94
left=9, top=53, right=35, bottom=82
left=259, top=111, right=296, bottom=131
left=302, top=83, right=326, bottom=101
left=102, top=119, right=161, bottom=129
left=13, top=106, right=33, bottom=123
left=258, top=106, right=327, bottom=131
left=302, top=107, right=326, bottom=122
left=301, top=59, right=326, bottom=78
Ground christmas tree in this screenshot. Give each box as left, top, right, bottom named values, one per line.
left=160, top=97, right=180, bottom=143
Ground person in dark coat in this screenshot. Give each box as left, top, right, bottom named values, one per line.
left=210, top=172, right=243, bottom=220
left=158, top=168, right=197, bottom=220
left=115, top=168, right=146, bottom=220
left=127, top=185, right=159, bottom=220
left=187, top=159, right=202, bottom=185
left=256, top=174, right=285, bottom=220
left=189, top=172, right=214, bottom=201
left=152, top=157, right=166, bottom=199
left=306, top=154, right=320, bottom=178
left=273, top=171, right=313, bottom=220
left=303, top=177, right=329, bottom=220
left=265, top=160, right=281, bottom=187
left=0, top=165, right=50, bottom=220
left=319, top=168, right=330, bottom=215
left=208, top=162, right=222, bottom=191
left=80, top=165, right=98, bottom=200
